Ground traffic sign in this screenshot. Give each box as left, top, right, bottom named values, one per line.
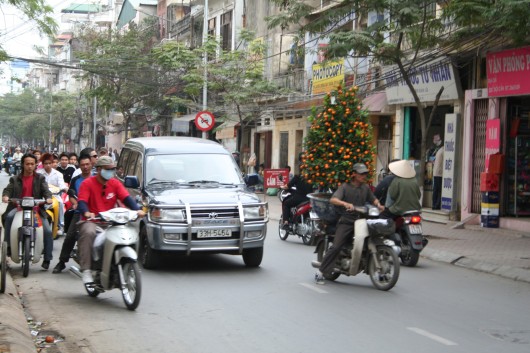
left=195, top=111, right=215, bottom=132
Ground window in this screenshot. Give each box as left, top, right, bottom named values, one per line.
left=208, top=17, right=216, bottom=38
left=117, top=149, right=131, bottom=179
left=220, top=10, right=232, bottom=51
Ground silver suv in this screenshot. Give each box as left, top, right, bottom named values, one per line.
left=117, top=137, right=268, bottom=268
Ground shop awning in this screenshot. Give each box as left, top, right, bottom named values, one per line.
left=216, top=120, right=240, bottom=140
left=362, top=91, right=388, bottom=113
left=171, top=114, right=195, bottom=133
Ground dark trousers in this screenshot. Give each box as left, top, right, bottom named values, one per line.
left=58, top=212, right=80, bottom=263
left=281, top=194, right=308, bottom=222
left=432, top=176, right=442, bottom=209
left=319, top=222, right=354, bottom=275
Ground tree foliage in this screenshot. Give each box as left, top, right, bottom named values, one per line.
left=153, top=29, right=282, bottom=151
left=0, top=0, right=57, bottom=61
left=302, top=84, right=375, bottom=190
left=75, top=19, right=166, bottom=140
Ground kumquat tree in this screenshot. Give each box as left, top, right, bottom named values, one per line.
left=301, top=84, right=376, bottom=191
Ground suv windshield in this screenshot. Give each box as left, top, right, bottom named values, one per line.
left=145, top=153, right=243, bottom=186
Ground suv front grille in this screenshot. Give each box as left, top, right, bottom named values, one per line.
left=186, top=207, right=239, bottom=219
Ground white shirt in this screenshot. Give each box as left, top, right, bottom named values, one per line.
left=12, top=152, right=23, bottom=161
left=38, top=168, right=67, bottom=192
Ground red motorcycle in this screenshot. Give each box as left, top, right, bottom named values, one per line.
left=278, top=189, right=316, bottom=245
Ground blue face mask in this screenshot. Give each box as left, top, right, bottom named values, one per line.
left=101, top=169, right=115, bottom=180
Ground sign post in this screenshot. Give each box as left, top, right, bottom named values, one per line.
left=263, top=169, right=290, bottom=189
left=195, top=111, right=215, bottom=132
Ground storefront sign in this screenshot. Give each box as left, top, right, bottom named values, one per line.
left=485, top=119, right=501, bottom=171
left=441, top=113, right=459, bottom=211
left=311, top=59, right=344, bottom=95
left=487, top=46, right=530, bottom=97
left=263, top=169, right=289, bottom=188
left=383, top=57, right=460, bottom=104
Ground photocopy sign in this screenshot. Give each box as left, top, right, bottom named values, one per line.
left=441, top=113, right=459, bottom=212
left=311, top=59, right=345, bottom=95
left=487, top=46, right=530, bottom=97
left=383, top=57, right=460, bottom=104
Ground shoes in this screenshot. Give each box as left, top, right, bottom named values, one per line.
left=52, top=261, right=66, bottom=274
left=56, top=228, right=64, bottom=236
left=41, top=260, right=50, bottom=270
left=82, top=270, right=94, bottom=284
left=314, top=272, right=325, bottom=285
left=282, top=223, right=290, bottom=230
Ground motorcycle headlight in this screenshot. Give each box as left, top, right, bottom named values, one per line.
left=243, top=205, right=268, bottom=220
left=150, top=208, right=186, bottom=222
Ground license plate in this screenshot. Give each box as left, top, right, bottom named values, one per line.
left=409, top=224, right=422, bottom=234
left=197, top=229, right=232, bottom=238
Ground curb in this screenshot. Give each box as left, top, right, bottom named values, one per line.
left=421, top=248, right=530, bottom=284
left=0, top=271, right=37, bottom=353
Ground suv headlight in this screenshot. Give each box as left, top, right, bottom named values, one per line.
left=243, top=205, right=268, bottom=220
left=150, top=208, right=186, bottom=222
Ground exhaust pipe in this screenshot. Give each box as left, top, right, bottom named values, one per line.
left=69, top=265, right=82, bottom=279
left=311, top=260, right=321, bottom=269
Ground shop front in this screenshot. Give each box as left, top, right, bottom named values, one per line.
left=461, top=46, right=530, bottom=231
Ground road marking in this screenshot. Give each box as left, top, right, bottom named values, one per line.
left=299, top=283, right=328, bottom=294
left=407, top=327, right=458, bottom=346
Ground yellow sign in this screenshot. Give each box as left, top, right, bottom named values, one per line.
left=311, top=59, right=344, bottom=95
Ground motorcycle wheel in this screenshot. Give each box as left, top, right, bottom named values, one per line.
left=278, top=217, right=289, bottom=241
left=22, top=237, right=31, bottom=277
left=368, top=245, right=400, bottom=291
left=400, top=236, right=420, bottom=267
left=1, top=241, right=7, bottom=293
left=301, top=218, right=314, bottom=246
left=121, top=261, right=142, bottom=311
left=400, top=249, right=420, bottom=267
left=139, top=226, right=159, bottom=270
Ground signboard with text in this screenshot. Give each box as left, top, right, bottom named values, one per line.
left=311, top=59, right=345, bottom=95
left=487, top=46, right=530, bottom=97
left=383, top=57, right=461, bottom=104
left=263, top=169, right=289, bottom=188
left=485, top=119, right=501, bottom=171
left=441, top=113, right=459, bottom=212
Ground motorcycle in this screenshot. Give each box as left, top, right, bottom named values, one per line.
left=69, top=208, right=142, bottom=310
left=395, top=210, right=428, bottom=267
left=308, top=193, right=401, bottom=291
left=278, top=188, right=315, bottom=245
left=1, top=198, right=47, bottom=279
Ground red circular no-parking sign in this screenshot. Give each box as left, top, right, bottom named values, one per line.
left=194, top=111, right=215, bottom=132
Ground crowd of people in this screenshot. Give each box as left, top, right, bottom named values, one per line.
left=0, top=145, right=143, bottom=288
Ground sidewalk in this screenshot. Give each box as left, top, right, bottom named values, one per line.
left=260, top=193, right=530, bottom=283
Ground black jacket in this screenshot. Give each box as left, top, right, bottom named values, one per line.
left=2, top=173, right=52, bottom=218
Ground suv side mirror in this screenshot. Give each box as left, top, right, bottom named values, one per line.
left=124, top=175, right=140, bottom=188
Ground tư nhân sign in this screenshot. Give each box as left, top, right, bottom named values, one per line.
left=487, top=46, right=530, bottom=97
left=383, top=57, right=460, bottom=104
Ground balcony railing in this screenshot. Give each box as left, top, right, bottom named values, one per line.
left=272, top=68, right=307, bottom=93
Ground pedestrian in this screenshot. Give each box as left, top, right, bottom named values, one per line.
left=428, top=134, right=444, bottom=210
left=314, top=163, right=384, bottom=284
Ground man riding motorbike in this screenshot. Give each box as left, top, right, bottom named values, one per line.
left=76, top=156, right=145, bottom=286
left=280, top=156, right=313, bottom=230
left=2, top=153, right=54, bottom=269
left=314, top=163, right=384, bottom=285
left=38, top=153, right=68, bottom=235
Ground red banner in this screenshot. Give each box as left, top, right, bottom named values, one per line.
left=263, top=169, right=289, bottom=188
left=487, top=46, right=530, bottom=97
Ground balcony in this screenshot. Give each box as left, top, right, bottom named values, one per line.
left=272, top=68, right=307, bottom=93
